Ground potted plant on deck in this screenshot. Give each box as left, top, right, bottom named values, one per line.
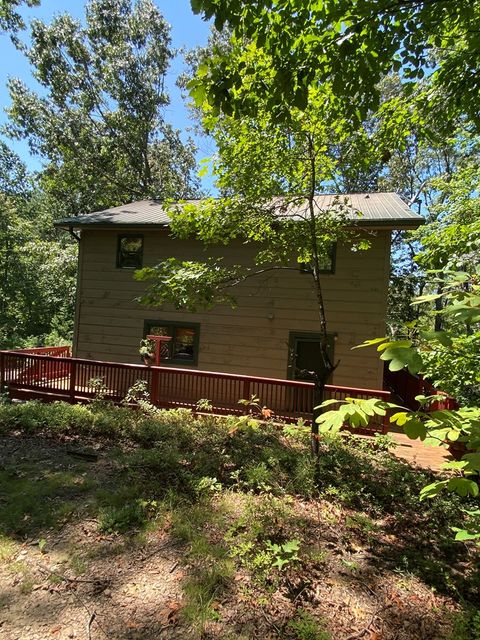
left=139, top=338, right=156, bottom=366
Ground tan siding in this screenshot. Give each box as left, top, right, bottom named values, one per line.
left=72, top=234, right=84, bottom=355
left=75, top=228, right=391, bottom=390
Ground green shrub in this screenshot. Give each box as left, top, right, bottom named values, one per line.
left=448, top=607, right=480, bottom=640
left=98, top=502, right=148, bottom=534
left=422, top=333, right=480, bottom=406
left=287, top=610, right=331, bottom=640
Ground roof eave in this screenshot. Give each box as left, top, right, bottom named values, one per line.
left=54, top=221, right=170, bottom=231
left=350, top=219, right=425, bottom=230
left=55, top=219, right=424, bottom=232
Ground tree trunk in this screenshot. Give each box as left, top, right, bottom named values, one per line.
left=305, top=134, right=336, bottom=456
left=311, top=379, right=325, bottom=456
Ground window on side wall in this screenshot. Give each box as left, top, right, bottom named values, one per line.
left=299, top=242, right=336, bottom=274
left=117, top=234, right=143, bottom=269
left=144, top=321, right=200, bottom=365
left=287, top=331, right=335, bottom=382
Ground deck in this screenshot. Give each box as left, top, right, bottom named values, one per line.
left=389, top=430, right=450, bottom=472
left=0, top=349, right=460, bottom=469
left=0, top=347, right=391, bottom=434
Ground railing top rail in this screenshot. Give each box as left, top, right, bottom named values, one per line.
left=0, top=350, right=149, bottom=371
left=326, top=384, right=391, bottom=399
left=0, top=351, right=313, bottom=388
left=0, top=350, right=389, bottom=398
left=6, top=346, right=70, bottom=355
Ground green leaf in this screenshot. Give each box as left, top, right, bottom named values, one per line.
left=403, top=418, right=427, bottom=440
left=351, top=337, right=388, bottom=350
left=412, top=293, right=443, bottom=304
left=282, top=539, right=300, bottom=553
left=463, top=453, right=480, bottom=472
left=447, top=477, right=479, bottom=497
left=319, top=399, right=343, bottom=407
left=380, top=346, right=423, bottom=375
left=453, top=529, right=480, bottom=541
left=419, top=330, right=453, bottom=347
left=390, top=411, right=409, bottom=426
left=446, top=429, right=460, bottom=442
left=377, top=340, right=412, bottom=352
left=420, top=480, right=448, bottom=500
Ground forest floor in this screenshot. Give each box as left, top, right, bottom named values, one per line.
left=0, top=411, right=478, bottom=640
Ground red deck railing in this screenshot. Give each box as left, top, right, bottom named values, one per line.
left=12, top=346, right=71, bottom=357
left=0, top=350, right=391, bottom=432
left=384, top=366, right=458, bottom=411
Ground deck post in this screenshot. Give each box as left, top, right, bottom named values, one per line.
left=150, top=368, right=159, bottom=407
left=243, top=379, right=251, bottom=413
left=69, top=359, right=77, bottom=403
left=146, top=335, right=171, bottom=407
left=0, top=352, right=5, bottom=393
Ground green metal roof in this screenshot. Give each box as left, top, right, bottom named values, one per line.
left=55, top=193, right=424, bottom=230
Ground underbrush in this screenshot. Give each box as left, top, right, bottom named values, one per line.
left=0, top=399, right=478, bottom=638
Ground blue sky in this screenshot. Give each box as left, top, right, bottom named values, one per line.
left=0, top=0, right=214, bottom=191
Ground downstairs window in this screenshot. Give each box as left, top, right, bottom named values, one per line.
left=144, top=320, right=200, bottom=365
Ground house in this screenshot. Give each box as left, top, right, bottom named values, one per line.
left=55, top=193, right=423, bottom=391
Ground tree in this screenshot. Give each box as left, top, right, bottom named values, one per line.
left=135, top=74, right=376, bottom=453
left=414, top=159, right=480, bottom=274
left=347, top=74, right=480, bottom=335
left=317, top=271, right=480, bottom=542
left=189, top=0, right=480, bottom=130
left=0, top=188, right=77, bottom=348
left=0, top=0, right=39, bottom=36
left=0, top=140, right=29, bottom=198
left=0, top=143, right=77, bottom=348
left=6, top=0, right=199, bottom=214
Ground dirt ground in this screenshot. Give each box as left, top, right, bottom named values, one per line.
left=0, top=431, right=475, bottom=640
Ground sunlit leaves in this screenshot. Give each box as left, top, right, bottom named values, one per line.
left=419, top=480, right=449, bottom=500
left=352, top=337, right=389, bottom=349
left=135, top=257, right=242, bottom=311
left=377, top=342, right=423, bottom=374
left=189, top=0, right=480, bottom=130
left=452, top=510, right=480, bottom=543
left=0, top=0, right=39, bottom=36
left=447, top=477, right=479, bottom=498
left=6, top=0, right=199, bottom=214
left=316, top=398, right=391, bottom=434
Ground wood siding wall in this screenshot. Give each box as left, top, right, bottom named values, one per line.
left=75, top=228, right=391, bottom=389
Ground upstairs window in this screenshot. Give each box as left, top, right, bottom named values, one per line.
left=117, top=235, right=143, bottom=269
left=299, top=242, right=336, bottom=275
left=144, top=320, right=200, bottom=365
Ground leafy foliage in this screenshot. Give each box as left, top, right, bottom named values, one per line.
left=414, top=158, right=480, bottom=274
left=320, top=271, right=480, bottom=543
left=0, top=0, right=39, bottom=36
left=0, top=191, right=76, bottom=347
left=0, top=141, right=29, bottom=197
left=422, top=334, right=480, bottom=407
left=189, top=0, right=480, bottom=131
left=135, top=257, right=241, bottom=311
left=6, top=0, right=199, bottom=214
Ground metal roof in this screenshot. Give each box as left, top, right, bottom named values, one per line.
left=55, top=193, right=424, bottom=230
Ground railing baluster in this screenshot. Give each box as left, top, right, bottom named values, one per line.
left=69, top=360, right=77, bottom=403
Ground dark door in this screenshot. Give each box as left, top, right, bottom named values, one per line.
left=288, top=332, right=335, bottom=382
